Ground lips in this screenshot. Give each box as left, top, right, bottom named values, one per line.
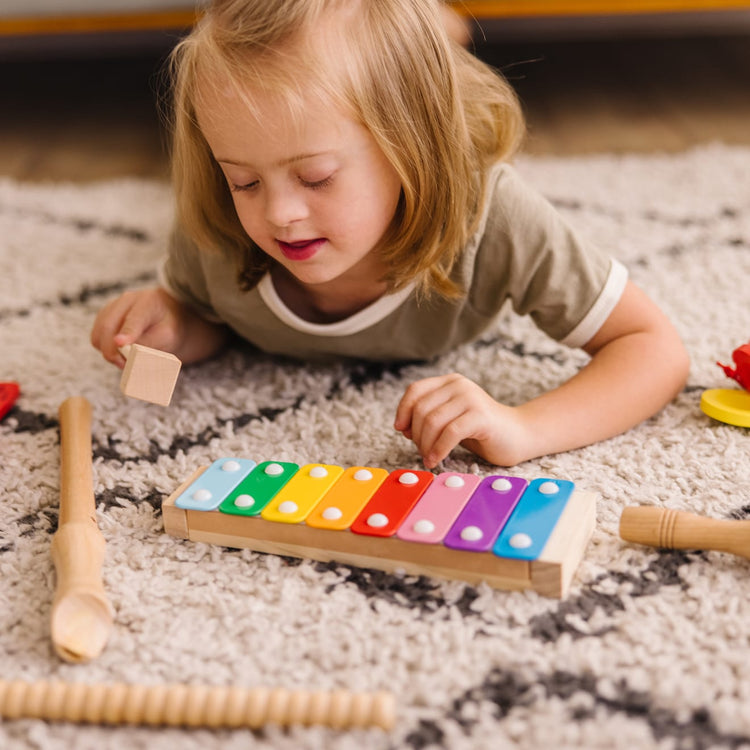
left=277, top=238, right=326, bottom=261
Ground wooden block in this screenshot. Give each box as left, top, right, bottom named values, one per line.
left=119, top=344, right=181, bottom=406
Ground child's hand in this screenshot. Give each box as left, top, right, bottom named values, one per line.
left=394, top=374, right=531, bottom=469
left=92, top=286, right=229, bottom=368
left=395, top=283, right=689, bottom=469
left=91, top=288, right=186, bottom=368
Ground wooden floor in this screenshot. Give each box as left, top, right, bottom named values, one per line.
left=1, top=32, right=749, bottom=182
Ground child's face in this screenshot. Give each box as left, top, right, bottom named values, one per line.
left=197, top=81, right=403, bottom=296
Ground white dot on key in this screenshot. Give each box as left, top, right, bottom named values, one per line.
left=509, top=533, right=533, bottom=549
left=444, top=475, right=465, bottom=488
left=309, top=466, right=328, bottom=478
left=222, top=460, right=241, bottom=472
left=322, top=507, right=343, bottom=521
left=234, top=495, right=255, bottom=509
left=413, top=519, right=435, bottom=535
left=367, top=513, right=389, bottom=528
left=399, top=472, right=418, bottom=485
left=538, top=481, right=559, bottom=495
left=265, top=463, right=283, bottom=476
left=460, top=526, right=483, bottom=542
left=193, top=489, right=212, bottom=503
left=354, top=469, right=373, bottom=481
left=278, top=501, right=299, bottom=515
left=491, top=478, right=513, bottom=492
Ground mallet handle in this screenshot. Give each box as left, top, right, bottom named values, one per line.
left=51, top=396, right=113, bottom=663
left=620, top=506, right=750, bottom=561
left=0, top=680, right=395, bottom=730
left=58, top=396, right=96, bottom=524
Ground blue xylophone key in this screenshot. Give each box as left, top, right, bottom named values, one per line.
left=175, top=457, right=256, bottom=511
left=492, top=479, right=575, bottom=561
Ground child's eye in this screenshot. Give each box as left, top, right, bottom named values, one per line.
left=299, top=175, right=333, bottom=190
left=230, top=180, right=259, bottom=193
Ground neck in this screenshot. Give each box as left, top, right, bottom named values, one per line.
left=270, top=266, right=389, bottom=324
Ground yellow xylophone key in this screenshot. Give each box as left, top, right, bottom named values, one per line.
left=305, top=467, right=389, bottom=530
left=261, top=463, right=344, bottom=524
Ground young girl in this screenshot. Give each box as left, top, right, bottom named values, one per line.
left=91, top=0, right=689, bottom=468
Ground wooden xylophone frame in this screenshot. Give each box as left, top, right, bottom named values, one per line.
left=162, top=466, right=597, bottom=598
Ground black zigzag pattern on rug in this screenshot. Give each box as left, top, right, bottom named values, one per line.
left=405, top=666, right=750, bottom=750
left=3, top=152, right=750, bottom=750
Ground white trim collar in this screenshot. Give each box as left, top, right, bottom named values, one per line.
left=257, top=274, right=415, bottom=337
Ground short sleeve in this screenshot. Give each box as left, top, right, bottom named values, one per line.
left=159, top=225, right=225, bottom=324
left=467, top=165, right=627, bottom=347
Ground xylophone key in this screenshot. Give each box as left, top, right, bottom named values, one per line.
left=261, top=464, right=344, bottom=524
left=175, top=458, right=256, bottom=511
left=493, top=479, right=575, bottom=560
left=350, top=469, right=433, bottom=538
left=219, top=460, right=299, bottom=516
left=443, top=476, right=527, bottom=552
left=396, top=472, right=481, bottom=544
left=305, top=467, right=388, bottom=530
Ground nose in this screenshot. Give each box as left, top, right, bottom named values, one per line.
left=264, top=184, right=309, bottom=229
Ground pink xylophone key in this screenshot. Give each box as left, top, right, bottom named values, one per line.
left=396, top=472, right=482, bottom=544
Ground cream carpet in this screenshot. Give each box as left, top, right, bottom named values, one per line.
left=2, top=143, right=750, bottom=750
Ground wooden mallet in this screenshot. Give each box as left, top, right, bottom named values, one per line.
left=46, top=396, right=396, bottom=726
left=620, top=505, right=750, bottom=561
left=51, top=396, right=114, bottom=663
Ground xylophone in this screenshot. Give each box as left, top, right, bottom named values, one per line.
left=162, top=459, right=597, bottom=598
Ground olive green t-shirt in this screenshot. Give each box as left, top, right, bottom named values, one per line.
left=161, top=164, right=627, bottom=362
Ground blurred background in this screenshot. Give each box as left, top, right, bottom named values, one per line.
left=1, top=1, right=749, bottom=182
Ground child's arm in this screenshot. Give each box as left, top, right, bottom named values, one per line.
left=91, top=287, right=229, bottom=369
left=394, top=281, right=690, bottom=468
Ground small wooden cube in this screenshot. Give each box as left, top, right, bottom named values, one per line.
left=119, top=344, right=181, bottom=406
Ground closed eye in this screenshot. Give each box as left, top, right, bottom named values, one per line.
left=300, top=175, right=333, bottom=190
left=230, top=181, right=259, bottom=193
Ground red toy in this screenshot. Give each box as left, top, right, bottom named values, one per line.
left=718, top=344, right=750, bottom=392
left=0, top=382, right=20, bottom=421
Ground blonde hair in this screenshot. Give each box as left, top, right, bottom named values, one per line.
left=168, top=0, right=525, bottom=298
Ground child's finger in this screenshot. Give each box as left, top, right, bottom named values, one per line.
left=412, top=395, right=464, bottom=465
left=91, top=295, right=138, bottom=366
left=394, top=375, right=451, bottom=432
left=393, top=380, right=426, bottom=432
left=114, top=297, right=156, bottom=346
left=422, top=408, right=479, bottom=468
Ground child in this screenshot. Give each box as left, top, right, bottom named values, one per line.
left=91, top=0, right=689, bottom=468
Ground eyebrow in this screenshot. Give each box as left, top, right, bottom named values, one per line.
left=217, top=151, right=335, bottom=168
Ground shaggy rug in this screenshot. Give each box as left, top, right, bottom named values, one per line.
left=2, top=143, right=750, bottom=750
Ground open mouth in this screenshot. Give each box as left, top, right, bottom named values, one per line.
left=277, top=238, right=326, bottom=261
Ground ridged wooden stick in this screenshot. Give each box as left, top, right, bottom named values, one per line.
left=620, top=506, right=750, bottom=560
left=51, top=396, right=114, bottom=663
left=0, top=680, right=395, bottom=730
